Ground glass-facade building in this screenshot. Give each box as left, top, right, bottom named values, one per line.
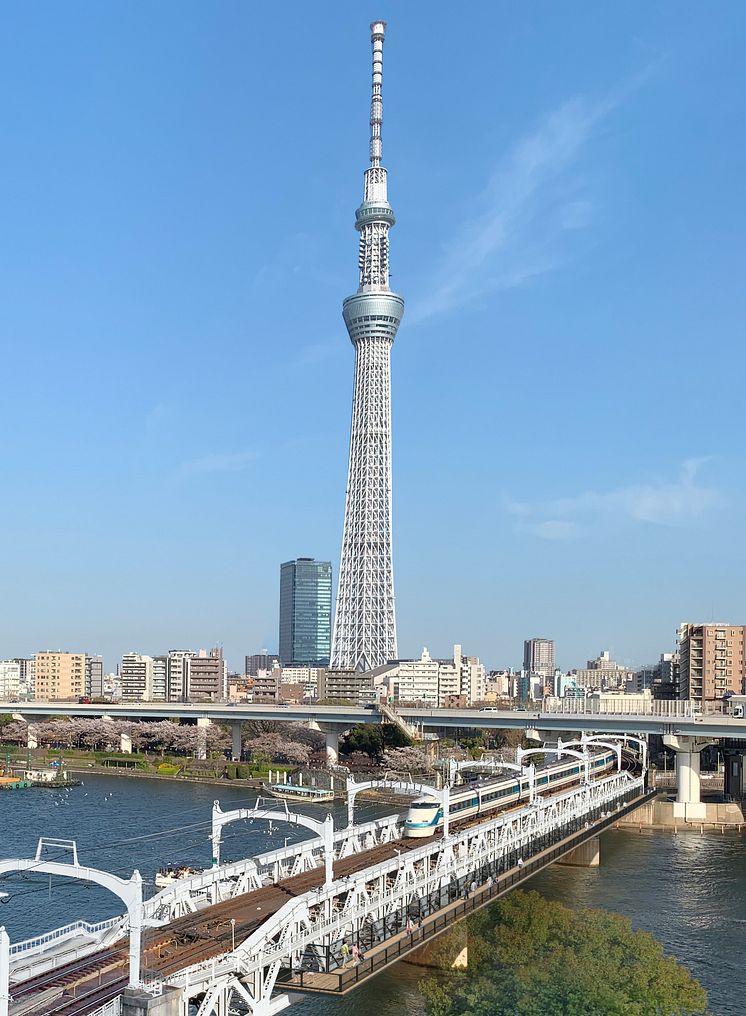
left=279, top=559, right=332, bottom=666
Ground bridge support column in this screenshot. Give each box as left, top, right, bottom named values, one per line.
left=309, top=721, right=340, bottom=765
left=663, top=734, right=713, bottom=821
left=27, top=725, right=38, bottom=751
left=324, top=728, right=339, bottom=765
left=196, top=717, right=211, bottom=761
left=558, top=835, right=600, bottom=867
left=1, top=925, right=9, bottom=1016
left=231, top=721, right=242, bottom=762
left=120, top=731, right=132, bottom=754
left=723, top=749, right=746, bottom=801
left=121, top=984, right=182, bottom=1016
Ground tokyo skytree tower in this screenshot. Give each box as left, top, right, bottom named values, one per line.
left=330, top=21, right=404, bottom=672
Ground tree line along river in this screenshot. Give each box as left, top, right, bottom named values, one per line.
left=0, top=774, right=743, bottom=1015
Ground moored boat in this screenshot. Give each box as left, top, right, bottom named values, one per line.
left=154, top=864, right=200, bottom=888
left=261, top=782, right=334, bottom=804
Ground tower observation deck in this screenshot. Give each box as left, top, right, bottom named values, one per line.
left=331, top=21, right=404, bottom=673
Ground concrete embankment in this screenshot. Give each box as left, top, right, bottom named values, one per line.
left=615, top=794, right=746, bottom=831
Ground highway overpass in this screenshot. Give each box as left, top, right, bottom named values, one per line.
left=2, top=700, right=746, bottom=739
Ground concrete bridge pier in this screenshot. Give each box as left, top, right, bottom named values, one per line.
left=120, top=731, right=133, bottom=754
left=557, top=835, right=600, bottom=867
left=121, top=984, right=182, bottom=1016
left=663, top=734, right=714, bottom=821
left=307, top=721, right=341, bottom=764
left=12, top=715, right=38, bottom=750
left=196, top=717, right=211, bottom=761
left=231, top=721, right=242, bottom=762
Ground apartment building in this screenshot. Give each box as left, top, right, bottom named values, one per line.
left=34, top=652, right=86, bottom=700
left=678, top=623, right=745, bottom=702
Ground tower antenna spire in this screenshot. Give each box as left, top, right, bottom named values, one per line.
left=331, top=21, right=404, bottom=672
left=368, top=20, right=386, bottom=168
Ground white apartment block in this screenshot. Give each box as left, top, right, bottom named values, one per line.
left=0, top=660, right=21, bottom=699
left=396, top=649, right=440, bottom=706
left=120, top=653, right=154, bottom=702
left=384, top=645, right=487, bottom=707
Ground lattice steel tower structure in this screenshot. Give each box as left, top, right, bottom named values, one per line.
left=330, top=20, right=404, bottom=672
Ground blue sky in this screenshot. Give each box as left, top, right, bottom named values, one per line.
left=1, top=2, right=744, bottom=674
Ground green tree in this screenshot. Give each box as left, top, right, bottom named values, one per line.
left=342, top=722, right=413, bottom=758
left=420, top=891, right=708, bottom=1016
left=343, top=725, right=385, bottom=758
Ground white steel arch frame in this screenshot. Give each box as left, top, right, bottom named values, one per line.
left=0, top=839, right=142, bottom=991
left=346, top=777, right=448, bottom=830
left=211, top=801, right=334, bottom=884
left=167, top=772, right=645, bottom=1016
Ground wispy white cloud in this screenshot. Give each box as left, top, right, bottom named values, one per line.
left=507, top=458, right=723, bottom=540
left=405, top=56, right=666, bottom=325
left=179, top=451, right=257, bottom=477
left=408, top=96, right=607, bottom=323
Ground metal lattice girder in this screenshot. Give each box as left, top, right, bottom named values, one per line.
left=331, top=22, right=404, bottom=672
left=143, top=812, right=404, bottom=925
left=168, top=772, right=645, bottom=1016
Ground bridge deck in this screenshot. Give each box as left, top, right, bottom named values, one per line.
left=10, top=787, right=655, bottom=1016
left=279, top=788, right=657, bottom=996
left=10, top=834, right=435, bottom=1016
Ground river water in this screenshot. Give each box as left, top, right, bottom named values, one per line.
left=1, top=774, right=743, bottom=1015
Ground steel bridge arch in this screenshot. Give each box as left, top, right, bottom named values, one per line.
left=211, top=801, right=335, bottom=883
left=346, top=777, right=453, bottom=835
left=561, top=732, right=647, bottom=774
left=0, top=839, right=142, bottom=994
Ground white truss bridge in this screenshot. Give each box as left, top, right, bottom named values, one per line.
left=2, top=751, right=651, bottom=1016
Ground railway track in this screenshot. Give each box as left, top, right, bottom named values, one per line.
left=12, top=766, right=635, bottom=1016
left=10, top=835, right=434, bottom=1016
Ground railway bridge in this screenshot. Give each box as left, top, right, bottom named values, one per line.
left=1, top=737, right=652, bottom=1016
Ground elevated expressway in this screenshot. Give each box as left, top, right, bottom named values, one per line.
left=1, top=749, right=651, bottom=1016
left=2, top=701, right=742, bottom=740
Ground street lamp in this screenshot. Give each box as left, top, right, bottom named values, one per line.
left=230, top=918, right=236, bottom=953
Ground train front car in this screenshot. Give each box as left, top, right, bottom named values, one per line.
left=404, top=798, right=442, bottom=837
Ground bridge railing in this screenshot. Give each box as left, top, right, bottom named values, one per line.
left=542, top=697, right=699, bottom=717
left=9, top=916, right=125, bottom=959
left=174, top=770, right=645, bottom=986
left=143, top=811, right=404, bottom=921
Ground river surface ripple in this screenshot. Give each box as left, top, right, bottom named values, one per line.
left=1, top=775, right=743, bottom=1015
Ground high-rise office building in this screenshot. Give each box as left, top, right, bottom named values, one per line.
left=523, top=638, right=555, bottom=678
left=279, top=559, right=332, bottom=666
left=678, top=623, right=745, bottom=702
left=331, top=22, right=403, bottom=672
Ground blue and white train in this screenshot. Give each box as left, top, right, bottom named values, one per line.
left=404, top=749, right=618, bottom=838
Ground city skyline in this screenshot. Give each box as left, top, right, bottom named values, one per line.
left=1, top=4, right=745, bottom=671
